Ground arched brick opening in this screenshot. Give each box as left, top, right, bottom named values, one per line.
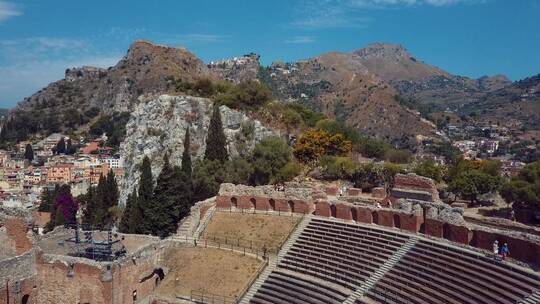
left=443, top=223, right=451, bottom=240
left=249, top=198, right=256, bottom=209
left=393, top=214, right=401, bottom=229
left=231, top=197, right=238, bottom=208
left=269, top=199, right=276, bottom=210
left=419, top=223, right=426, bottom=234
left=330, top=205, right=337, bottom=217
left=21, top=294, right=30, bottom=304
left=351, top=208, right=358, bottom=222
left=372, top=211, right=379, bottom=225
left=288, top=200, right=294, bottom=213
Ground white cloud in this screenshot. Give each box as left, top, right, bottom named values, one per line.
left=290, top=0, right=485, bottom=29
left=0, top=36, right=121, bottom=107
left=0, top=55, right=120, bottom=107
left=0, top=1, right=20, bottom=23
left=284, top=36, right=317, bottom=44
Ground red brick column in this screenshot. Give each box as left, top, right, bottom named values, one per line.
left=335, top=203, right=352, bottom=221
left=315, top=201, right=331, bottom=217
left=425, top=219, right=443, bottom=238
left=355, top=207, right=372, bottom=224
left=216, top=196, right=231, bottom=208
left=378, top=210, right=394, bottom=228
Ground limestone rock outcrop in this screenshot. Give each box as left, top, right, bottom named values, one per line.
left=119, top=94, right=279, bottom=203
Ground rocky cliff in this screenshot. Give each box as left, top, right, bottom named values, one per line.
left=119, top=94, right=279, bottom=203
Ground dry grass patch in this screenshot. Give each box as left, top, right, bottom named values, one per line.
left=156, top=246, right=262, bottom=298
left=203, top=212, right=300, bottom=251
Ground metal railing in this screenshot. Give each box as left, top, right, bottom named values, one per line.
left=188, top=290, right=237, bottom=304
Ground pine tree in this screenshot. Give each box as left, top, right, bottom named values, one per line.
left=24, top=144, right=34, bottom=161
left=204, top=106, right=228, bottom=163
left=138, top=156, right=154, bottom=234
left=181, top=127, right=192, bottom=178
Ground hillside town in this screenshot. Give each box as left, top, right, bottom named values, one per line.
left=0, top=133, right=124, bottom=209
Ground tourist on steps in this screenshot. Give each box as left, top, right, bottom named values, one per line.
left=500, top=243, right=510, bottom=260
left=493, top=240, right=499, bottom=260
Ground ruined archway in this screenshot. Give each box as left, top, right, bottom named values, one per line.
left=21, top=295, right=29, bottom=304
left=288, top=200, right=294, bottom=213
left=351, top=208, right=358, bottom=222
left=269, top=199, right=276, bottom=211
left=249, top=198, right=256, bottom=209
left=443, top=223, right=451, bottom=240
left=231, top=197, right=238, bottom=208
left=372, top=211, right=379, bottom=225
left=330, top=205, right=337, bottom=218
left=393, top=214, right=401, bottom=229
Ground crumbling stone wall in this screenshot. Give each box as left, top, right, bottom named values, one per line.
left=391, top=173, right=440, bottom=203
left=0, top=249, right=38, bottom=304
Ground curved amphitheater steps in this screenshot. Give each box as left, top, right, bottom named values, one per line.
left=241, top=216, right=311, bottom=304
left=520, top=290, right=540, bottom=304
left=277, top=215, right=312, bottom=261
left=243, top=215, right=540, bottom=304
left=344, top=236, right=419, bottom=304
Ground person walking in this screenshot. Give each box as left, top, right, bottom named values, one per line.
left=493, top=240, right=499, bottom=260
left=500, top=243, right=510, bottom=260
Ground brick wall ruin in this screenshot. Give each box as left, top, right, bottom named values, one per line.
left=215, top=183, right=540, bottom=268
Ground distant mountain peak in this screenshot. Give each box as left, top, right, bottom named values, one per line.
left=353, top=43, right=412, bottom=61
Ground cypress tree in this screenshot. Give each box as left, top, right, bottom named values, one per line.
left=129, top=191, right=143, bottom=234
left=24, top=144, right=34, bottom=161
left=204, top=106, right=228, bottom=163
left=56, top=138, right=66, bottom=154
left=173, top=166, right=192, bottom=221
left=181, top=127, right=192, bottom=178
left=138, top=156, right=154, bottom=234
left=119, top=189, right=137, bottom=233
left=150, top=155, right=177, bottom=237
left=93, top=174, right=108, bottom=228
left=105, top=169, right=119, bottom=210
left=54, top=205, right=66, bottom=227
left=66, top=138, right=73, bottom=154
left=82, top=185, right=96, bottom=225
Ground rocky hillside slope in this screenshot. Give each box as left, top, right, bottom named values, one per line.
left=2, top=41, right=215, bottom=141
left=119, top=94, right=279, bottom=203
left=17, top=40, right=213, bottom=113
left=351, top=43, right=512, bottom=108
left=259, top=51, right=440, bottom=146
left=461, top=73, right=540, bottom=131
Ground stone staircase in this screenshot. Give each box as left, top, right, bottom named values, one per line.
left=239, top=215, right=311, bottom=304
left=176, top=215, right=193, bottom=238
left=239, top=256, right=277, bottom=304
left=520, top=289, right=540, bottom=304
left=344, top=236, right=419, bottom=304
left=277, top=215, right=311, bottom=261
left=193, top=206, right=216, bottom=239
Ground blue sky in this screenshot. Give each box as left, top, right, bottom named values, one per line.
left=1, top=0, right=539, bottom=108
